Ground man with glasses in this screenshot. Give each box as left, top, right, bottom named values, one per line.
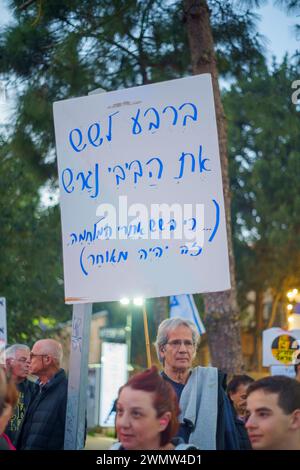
left=4, top=344, right=36, bottom=446
left=155, top=317, right=239, bottom=450
left=16, top=339, right=68, bottom=450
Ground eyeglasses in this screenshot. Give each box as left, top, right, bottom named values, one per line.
left=30, top=353, right=48, bottom=359
left=166, top=340, right=194, bottom=349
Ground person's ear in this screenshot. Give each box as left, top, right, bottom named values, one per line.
left=289, top=409, right=300, bottom=430
left=6, top=358, right=13, bottom=370
left=44, top=355, right=52, bottom=366
left=159, top=345, right=166, bottom=358
left=158, top=412, right=171, bottom=431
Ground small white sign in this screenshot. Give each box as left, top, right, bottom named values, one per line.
left=270, top=365, right=296, bottom=378
left=99, top=342, right=127, bottom=427
left=263, top=328, right=300, bottom=366
left=53, top=74, right=230, bottom=303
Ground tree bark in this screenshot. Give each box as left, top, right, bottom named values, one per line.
left=152, top=296, right=168, bottom=331
left=184, top=0, right=243, bottom=374
left=267, top=291, right=281, bottom=329
left=255, top=290, right=264, bottom=371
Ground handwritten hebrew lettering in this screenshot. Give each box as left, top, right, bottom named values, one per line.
left=53, top=74, right=230, bottom=302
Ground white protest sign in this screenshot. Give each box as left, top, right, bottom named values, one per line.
left=53, top=74, right=230, bottom=303
left=263, top=327, right=300, bottom=366
left=270, top=365, right=296, bottom=378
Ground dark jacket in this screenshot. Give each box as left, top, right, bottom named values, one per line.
left=230, top=405, right=252, bottom=450
left=235, top=416, right=252, bottom=450
left=162, top=369, right=240, bottom=450
left=215, top=370, right=240, bottom=450
left=16, top=369, right=68, bottom=450
left=5, top=378, right=37, bottom=446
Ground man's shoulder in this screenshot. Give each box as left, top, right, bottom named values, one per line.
left=191, top=365, right=218, bottom=377
left=41, top=369, right=68, bottom=396
left=52, top=369, right=68, bottom=389
left=18, top=378, right=38, bottom=393
left=192, top=366, right=227, bottom=387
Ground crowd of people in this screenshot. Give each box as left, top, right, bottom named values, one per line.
left=1, top=317, right=300, bottom=451
left=0, top=339, right=67, bottom=450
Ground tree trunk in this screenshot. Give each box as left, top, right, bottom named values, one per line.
left=267, top=291, right=281, bottom=329
left=152, top=297, right=168, bottom=331
left=184, top=0, right=243, bottom=374
left=255, top=290, right=264, bottom=372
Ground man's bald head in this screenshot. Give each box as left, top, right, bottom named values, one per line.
left=33, top=339, right=63, bottom=367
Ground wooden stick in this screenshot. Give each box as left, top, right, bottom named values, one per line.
left=143, top=304, right=152, bottom=368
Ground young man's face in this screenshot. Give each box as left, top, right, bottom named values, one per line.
left=246, top=390, right=297, bottom=450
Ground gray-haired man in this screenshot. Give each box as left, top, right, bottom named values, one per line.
left=156, top=317, right=239, bottom=450
left=16, top=339, right=68, bottom=450
left=4, top=344, right=36, bottom=445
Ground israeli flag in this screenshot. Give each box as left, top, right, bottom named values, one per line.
left=170, top=294, right=206, bottom=335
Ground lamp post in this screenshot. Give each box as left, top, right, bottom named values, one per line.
left=120, top=297, right=152, bottom=369
left=120, top=298, right=133, bottom=372
left=133, top=298, right=152, bottom=369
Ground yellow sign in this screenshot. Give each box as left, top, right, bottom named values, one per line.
left=271, top=334, right=299, bottom=364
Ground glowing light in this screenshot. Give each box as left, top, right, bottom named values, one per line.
left=133, top=297, right=144, bottom=306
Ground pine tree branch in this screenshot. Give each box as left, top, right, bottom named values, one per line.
left=19, top=0, right=37, bottom=11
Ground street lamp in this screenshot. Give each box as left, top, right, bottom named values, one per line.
left=133, top=298, right=151, bottom=369
left=120, top=297, right=152, bottom=369
left=133, top=297, right=144, bottom=307
left=120, top=298, right=133, bottom=372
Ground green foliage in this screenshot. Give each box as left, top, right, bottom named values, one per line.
left=0, top=144, right=71, bottom=343
left=0, top=0, right=264, bottom=177
left=0, top=0, right=297, bottom=348
left=225, top=57, right=300, bottom=311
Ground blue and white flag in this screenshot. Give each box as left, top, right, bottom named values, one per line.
left=170, top=294, right=206, bottom=335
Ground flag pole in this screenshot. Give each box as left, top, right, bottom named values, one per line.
left=142, top=303, right=152, bottom=368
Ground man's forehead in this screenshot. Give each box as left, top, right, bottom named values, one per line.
left=168, top=326, right=193, bottom=337
left=16, top=349, right=29, bottom=357
left=247, top=390, right=279, bottom=409
left=236, top=383, right=250, bottom=393
left=32, top=340, right=44, bottom=352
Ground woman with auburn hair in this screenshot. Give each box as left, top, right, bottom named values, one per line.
left=110, top=366, right=197, bottom=450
